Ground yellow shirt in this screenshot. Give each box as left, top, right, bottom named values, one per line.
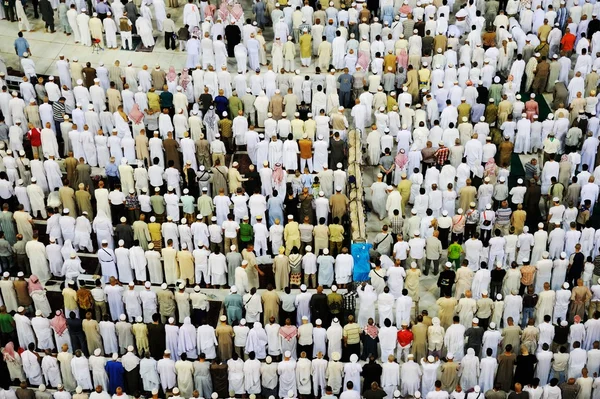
left=148, top=222, right=161, bottom=241
left=329, top=224, right=344, bottom=242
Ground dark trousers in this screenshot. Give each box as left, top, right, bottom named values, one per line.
left=297, top=343, right=313, bottom=357
left=164, top=32, right=175, bottom=49
left=0, top=255, right=13, bottom=272
left=44, top=20, right=55, bottom=31
left=71, top=333, right=88, bottom=356
left=111, top=203, right=125, bottom=224
left=490, top=281, right=503, bottom=299
left=343, top=342, right=360, bottom=362
left=3, top=5, right=15, bottom=21
left=339, top=90, right=351, bottom=108
left=451, top=232, right=464, bottom=244
left=464, top=224, right=477, bottom=239
left=481, top=228, right=492, bottom=246
left=107, top=175, right=120, bottom=190
left=478, top=317, right=490, bottom=331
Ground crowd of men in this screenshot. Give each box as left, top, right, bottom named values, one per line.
left=3, top=0, right=600, bottom=397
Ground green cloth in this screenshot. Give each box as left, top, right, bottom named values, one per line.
left=447, top=243, right=462, bottom=260
left=228, top=96, right=243, bottom=117
left=180, top=195, right=195, bottom=214
left=0, top=313, right=14, bottom=333
left=239, top=223, right=253, bottom=242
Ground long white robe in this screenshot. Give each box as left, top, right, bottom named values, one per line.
left=22, top=350, right=44, bottom=385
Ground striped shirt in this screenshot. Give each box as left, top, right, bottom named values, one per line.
left=52, top=101, right=65, bottom=122
left=495, top=207, right=512, bottom=225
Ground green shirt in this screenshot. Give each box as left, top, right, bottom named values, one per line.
left=447, top=243, right=462, bottom=260
left=180, top=195, right=195, bottom=214
left=228, top=96, right=243, bottom=117
left=0, top=313, right=14, bottom=333
left=239, top=223, right=253, bottom=242
left=150, top=195, right=165, bottom=214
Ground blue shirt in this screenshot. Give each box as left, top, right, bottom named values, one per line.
left=106, top=162, right=119, bottom=177
left=95, top=2, right=111, bottom=13
left=14, top=38, right=29, bottom=57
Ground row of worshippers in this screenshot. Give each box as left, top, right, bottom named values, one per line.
left=6, top=298, right=600, bottom=399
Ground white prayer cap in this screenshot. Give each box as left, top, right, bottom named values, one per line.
left=194, top=285, right=200, bottom=292
left=302, top=315, right=309, bottom=321
left=485, top=203, right=492, bottom=209
left=35, top=309, right=42, bottom=316
left=181, top=217, right=187, bottom=224
left=563, top=282, right=570, bottom=289
left=173, top=388, right=180, bottom=395
left=119, top=239, right=125, bottom=246
left=164, top=349, right=171, bottom=355
left=219, top=315, right=227, bottom=322
left=77, top=79, right=83, bottom=85
left=332, top=352, right=341, bottom=361
left=445, top=262, right=452, bottom=268
left=284, top=351, right=292, bottom=358
left=231, top=286, right=238, bottom=293
left=407, top=354, right=414, bottom=359
left=128, top=281, right=135, bottom=287
left=301, top=284, right=308, bottom=291
left=211, top=394, right=218, bottom=399
left=94, top=348, right=102, bottom=356
left=287, top=215, right=294, bottom=219
left=427, top=355, right=434, bottom=362
left=101, top=239, right=108, bottom=244
left=472, top=317, right=479, bottom=324
left=31, top=177, right=36, bottom=182
left=446, top=353, right=454, bottom=359
left=331, top=284, right=337, bottom=291
left=393, top=391, right=401, bottom=398
left=241, top=260, right=248, bottom=266
left=561, top=320, right=568, bottom=326
left=2, top=272, right=8, bottom=278
left=161, top=283, right=168, bottom=289
left=120, top=314, right=127, bottom=320
left=265, top=356, right=272, bottom=364
left=144, top=281, right=151, bottom=288
left=17, top=272, right=24, bottom=277
left=168, top=317, right=176, bottom=324
left=517, top=178, right=523, bottom=184
left=561, top=252, right=567, bottom=258
left=17, top=306, right=24, bottom=312
left=148, top=243, right=154, bottom=250
left=496, top=294, right=502, bottom=300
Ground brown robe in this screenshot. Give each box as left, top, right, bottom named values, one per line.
left=151, top=69, right=166, bottom=90
left=75, top=189, right=93, bottom=221
left=458, top=186, right=477, bottom=213
left=163, top=138, right=181, bottom=170
left=440, top=361, right=459, bottom=392
left=494, top=352, right=517, bottom=392
left=75, top=163, right=95, bottom=196
left=498, top=140, right=514, bottom=167
left=410, top=322, right=428, bottom=362
left=261, top=290, right=280, bottom=322
left=215, top=323, right=234, bottom=360
left=435, top=296, right=457, bottom=330
left=268, top=94, right=284, bottom=120
left=570, top=285, right=591, bottom=322
left=59, top=186, right=77, bottom=216
left=64, top=157, right=78, bottom=188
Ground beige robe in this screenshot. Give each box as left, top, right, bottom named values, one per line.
left=215, top=324, right=234, bottom=360
left=88, top=17, right=104, bottom=46
left=177, top=250, right=195, bottom=284
left=411, top=322, right=428, bottom=361
left=75, top=189, right=93, bottom=220
left=132, top=322, right=149, bottom=355
left=261, top=290, right=280, bottom=322
left=272, top=254, right=290, bottom=291
left=82, top=319, right=104, bottom=355
left=59, top=186, right=77, bottom=216
left=436, top=297, right=457, bottom=330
